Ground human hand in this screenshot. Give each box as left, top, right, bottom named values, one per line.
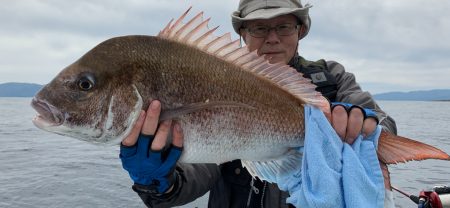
left=329, top=103, right=391, bottom=189
left=330, top=102, right=378, bottom=144
left=120, top=100, right=184, bottom=193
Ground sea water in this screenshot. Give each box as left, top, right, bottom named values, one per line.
left=0, top=98, right=449, bottom=208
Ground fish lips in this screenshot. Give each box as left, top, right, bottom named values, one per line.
left=31, top=98, right=65, bottom=128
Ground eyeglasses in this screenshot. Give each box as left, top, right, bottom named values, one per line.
left=243, top=23, right=300, bottom=38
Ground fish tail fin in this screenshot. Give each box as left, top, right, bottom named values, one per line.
left=242, top=149, right=302, bottom=183
left=377, top=131, right=450, bottom=164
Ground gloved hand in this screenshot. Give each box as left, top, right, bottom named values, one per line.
left=120, top=134, right=182, bottom=193
left=331, top=102, right=378, bottom=122
left=330, top=102, right=379, bottom=144
left=120, top=100, right=184, bottom=194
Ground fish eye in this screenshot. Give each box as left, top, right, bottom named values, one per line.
left=77, top=75, right=95, bottom=91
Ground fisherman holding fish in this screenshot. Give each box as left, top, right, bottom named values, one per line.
left=29, top=0, right=450, bottom=206
left=120, top=0, right=398, bottom=207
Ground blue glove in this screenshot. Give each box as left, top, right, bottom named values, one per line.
left=331, top=102, right=379, bottom=124
left=120, top=134, right=182, bottom=194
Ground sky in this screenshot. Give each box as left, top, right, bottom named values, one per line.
left=1, top=0, right=449, bottom=94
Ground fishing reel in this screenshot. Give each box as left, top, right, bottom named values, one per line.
left=393, top=185, right=450, bottom=208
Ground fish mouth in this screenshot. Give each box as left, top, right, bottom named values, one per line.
left=31, top=98, right=64, bottom=128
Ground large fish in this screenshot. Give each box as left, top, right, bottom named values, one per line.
left=31, top=8, right=449, bottom=182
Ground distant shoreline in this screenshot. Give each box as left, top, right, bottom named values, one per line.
left=1, top=82, right=450, bottom=101
left=1, top=96, right=450, bottom=102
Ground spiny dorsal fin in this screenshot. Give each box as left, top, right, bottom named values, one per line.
left=158, top=7, right=329, bottom=110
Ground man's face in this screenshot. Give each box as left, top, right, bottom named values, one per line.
left=241, top=15, right=303, bottom=64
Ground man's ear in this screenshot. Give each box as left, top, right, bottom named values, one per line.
left=239, top=29, right=247, bottom=42
left=298, top=25, right=306, bottom=38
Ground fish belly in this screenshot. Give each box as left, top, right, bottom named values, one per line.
left=176, top=108, right=304, bottom=164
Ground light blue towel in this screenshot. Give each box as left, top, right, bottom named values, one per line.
left=276, top=105, right=385, bottom=208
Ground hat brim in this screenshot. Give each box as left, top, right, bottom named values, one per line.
left=231, top=5, right=312, bottom=39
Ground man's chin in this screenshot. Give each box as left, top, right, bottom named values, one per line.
left=266, top=56, right=286, bottom=64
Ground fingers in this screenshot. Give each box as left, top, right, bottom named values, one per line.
left=142, top=100, right=161, bottom=135
left=149, top=121, right=183, bottom=177
left=331, top=105, right=348, bottom=140
left=151, top=120, right=172, bottom=151
left=121, top=110, right=146, bottom=147
left=345, top=107, right=364, bottom=144
left=121, top=99, right=184, bottom=169
left=172, top=122, right=184, bottom=148
left=362, top=117, right=377, bottom=137
left=140, top=100, right=184, bottom=151
left=331, top=104, right=376, bottom=144
left=158, top=122, right=184, bottom=173
left=121, top=100, right=162, bottom=147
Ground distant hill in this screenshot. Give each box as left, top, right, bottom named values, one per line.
left=0, top=82, right=43, bottom=97
left=374, top=89, right=450, bottom=101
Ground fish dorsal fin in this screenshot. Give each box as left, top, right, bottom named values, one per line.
left=158, top=8, right=329, bottom=110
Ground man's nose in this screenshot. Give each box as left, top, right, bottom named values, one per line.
left=264, top=29, right=281, bottom=44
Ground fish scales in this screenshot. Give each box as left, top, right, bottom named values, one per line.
left=129, top=36, right=306, bottom=163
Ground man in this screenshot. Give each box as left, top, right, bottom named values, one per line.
left=120, top=0, right=397, bottom=207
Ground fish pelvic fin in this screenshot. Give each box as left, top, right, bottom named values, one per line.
left=157, top=8, right=329, bottom=111
left=241, top=148, right=302, bottom=184
left=378, top=131, right=450, bottom=164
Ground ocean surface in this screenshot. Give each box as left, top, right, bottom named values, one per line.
left=0, top=98, right=449, bottom=208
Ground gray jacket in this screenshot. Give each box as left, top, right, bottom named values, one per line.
left=134, top=56, right=397, bottom=208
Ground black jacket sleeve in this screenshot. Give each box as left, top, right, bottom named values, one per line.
left=135, top=163, right=220, bottom=208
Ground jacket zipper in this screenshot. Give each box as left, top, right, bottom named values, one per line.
left=260, top=181, right=266, bottom=208
left=246, top=178, right=260, bottom=207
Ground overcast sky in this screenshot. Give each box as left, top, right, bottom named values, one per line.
left=1, top=0, right=449, bottom=94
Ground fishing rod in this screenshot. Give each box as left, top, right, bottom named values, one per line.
left=391, top=185, right=450, bottom=208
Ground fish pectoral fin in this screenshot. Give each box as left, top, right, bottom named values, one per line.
left=159, top=101, right=255, bottom=120
left=241, top=148, right=302, bottom=184
left=377, top=131, right=450, bottom=164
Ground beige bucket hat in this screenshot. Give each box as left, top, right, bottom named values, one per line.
left=231, top=0, right=312, bottom=39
